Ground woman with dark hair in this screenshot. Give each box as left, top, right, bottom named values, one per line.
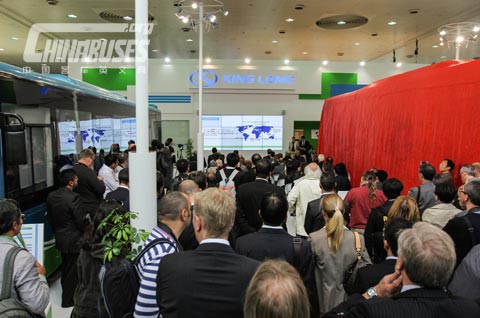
left=334, top=163, right=351, bottom=191
left=344, top=171, right=387, bottom=233
left=71, top=200, right=125, bottom=318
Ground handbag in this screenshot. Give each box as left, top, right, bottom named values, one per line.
left=343, top=231, right=369, bottom=295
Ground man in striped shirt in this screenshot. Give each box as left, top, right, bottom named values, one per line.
left=134, top=192, right=191, bottom=318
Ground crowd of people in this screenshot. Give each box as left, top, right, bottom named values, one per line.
left=1, top=137, right=480, bottom=318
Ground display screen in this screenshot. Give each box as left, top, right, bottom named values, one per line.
left=58, top=117, right=136, bottom=154
left=203, top=115, right=283, bottom=151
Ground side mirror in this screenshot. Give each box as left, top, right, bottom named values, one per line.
left=0, top=113, right=27, bottom=165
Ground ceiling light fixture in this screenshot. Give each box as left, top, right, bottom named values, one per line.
left=322, top=60, right=328, bottom=65
left=186, top=38, right=193, bottom=42
left=354, top=42, right=360, bottom=46
left=302, top=51, right=308, bottom=55
left=244, top=58, right=251, bottom=64
left=10, top=37, right=19, bottom=41
left=67, top=14, right=77, bottom=19
left=432, top=45, right=439, bottom=48
left=286, top=18, right=294, bottom=22
left=220, top=7, right=228, bottom=16
left=165, top=57, right=171, bottom=63
left=396, top=62, right=402, bottom=67
left=387, top=21, right=397, bottom=26
left=152, top=49, right=159, bottom=52
left=123, top=16, right=133, bottom=21
left=359, top=61, right=365, bottom=66
left=337, top=21, right=346, bottom=25
left=174, top=0, right=227, bottom=31
left=205, top=57, right=211, bottom=63
left=0, top=48, right=4, bottom=51
left=284, top=59, right=290, bottom=64
left=437, top=22, right=480, bottom=59
left=272, top=40, right=278, bottom=44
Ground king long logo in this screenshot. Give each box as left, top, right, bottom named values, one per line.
left=189, top=69, right=219, bottom=88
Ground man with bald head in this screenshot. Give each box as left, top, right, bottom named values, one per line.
left=287, top=163, right=322, bottom=237
left=178, top=180, right=201, bottom=250
left=156, top=188, right=259, bottom=318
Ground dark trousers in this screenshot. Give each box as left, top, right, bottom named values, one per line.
left=61, top=252, right=79, bottom=307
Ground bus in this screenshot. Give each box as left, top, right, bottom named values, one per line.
left=0, top=61, right=161, bottom=275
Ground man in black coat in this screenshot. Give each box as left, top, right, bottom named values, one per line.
left=364, top=178, right=403, bottom=263
left=351, top=218, right=412, bottom=294
left=46, top=169, right=88, bottom=307
left=235, top=192, right=318, bottom=318
left=105, top=168, right=130, bottom=211
left=304, top=172, right=336, bottom=234
left=235, top=158, right=284, bottom=238
left=72, top=148, right=105, bottom=217
left=156, top=188, right=259, bottom=318
left=325, top=222, right=480, bottom=318
left=443, top=178, right=480, bottom=266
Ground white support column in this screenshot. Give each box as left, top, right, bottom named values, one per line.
left=130, top=0, right=156, bottom=233
left=196, top=3, right=205, bottom=171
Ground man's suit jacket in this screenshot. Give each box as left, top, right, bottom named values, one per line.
left=408, top=181, right=436, bottom=214
left=105, top=186, right=130, bottom=211
left=443, top=210, right=480, bottom=266
left=304, top=193, right=335, bottom=234
left=156, top=243, right=259, bottom=318
left=73, top=162, right=105, bottom=215
left=364, top=200, right=395, bottom=263
left=350, top=258, right=397, bottom=294
left=324, top=288, right=480, bottom=318
left=235, top=179, right=284, bottom=236
left=46, top=187, right=87, bottom=253
left=235, top=227, right=319, bottom=318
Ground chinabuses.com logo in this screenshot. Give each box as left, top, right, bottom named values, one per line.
left=23, top=23, right=153, bottom=63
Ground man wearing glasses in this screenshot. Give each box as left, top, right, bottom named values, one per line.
left=443, top=178, right=480, bottom=266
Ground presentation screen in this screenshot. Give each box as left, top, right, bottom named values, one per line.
left=58, top=117, right=136, bottom=154
left=203, top=115, right=283, bottom=151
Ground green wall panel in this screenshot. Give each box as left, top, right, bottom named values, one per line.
left=82, top=68, right=136, bottom=90
left=298, top=72, right=358, bottom=100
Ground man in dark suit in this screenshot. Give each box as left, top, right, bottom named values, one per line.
left=156, top=188, right=259, bottom=318
left=364, top=178, right=404, bottom=263
left=351, top=218, right=412, bottom=294
left=325, top=222, right=480, bottom=318
left=73, top=148, right=105, bottom=217
left=235, top=158, right=284, bottom=238
left=298, top=135, right=311, bottom=162
left=443, top=178, right=480, bottom=266
left=46, top=169, right=88, bottom=307
left=235, top=192, right=318, bottom=318
left=105, top=168, right=129, bottom=211
left=304, top=172, right=336, bottom=234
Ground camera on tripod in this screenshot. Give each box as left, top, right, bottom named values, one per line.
left=177, top=144, right=184, bottom=149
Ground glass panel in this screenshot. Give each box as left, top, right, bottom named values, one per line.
left=57, top=108, right=92, bottom=155
left=1, top=104, right=50, bottom=125
left=31, top=127, right=52, bottom=189
left=18, top=129, right=33, bottom=189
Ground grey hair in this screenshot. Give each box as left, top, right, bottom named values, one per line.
left=464, top=178, right=480, bottom=205
left=461, top=164, right=476, bottom=177
left=398, top=222, right=455, bottom=288
left=304, top=163, right=321, bottom=179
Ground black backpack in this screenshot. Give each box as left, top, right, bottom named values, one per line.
left=98, top=237, right=177, bottom=318
left=0, top=246, right=35, bottom=318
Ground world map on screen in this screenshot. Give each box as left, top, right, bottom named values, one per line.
left=237, top=125, right=275, bottom=140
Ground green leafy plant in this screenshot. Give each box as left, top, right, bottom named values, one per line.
left=186, top=138, right=194, bottom=160
left=98, top=209, right=150, bottom=263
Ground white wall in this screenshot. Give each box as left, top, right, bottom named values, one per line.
left=69, top=59, right=427, bottom=157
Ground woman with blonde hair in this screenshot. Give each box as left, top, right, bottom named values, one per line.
left=309, top=194, right=371, bottom=315
left=244, top=260, right=309, bottom=318
left=387, top=195, right=421, bottom=223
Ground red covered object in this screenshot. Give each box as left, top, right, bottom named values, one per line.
left=318, top=60, right=480, bottom=192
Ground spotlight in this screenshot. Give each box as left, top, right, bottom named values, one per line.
left=209, top=15, right=216, bottom=23
left=220, top=8, right=229, bottom=16
left=182, top=16, right=189, bottom=23
left=359, top=61, right=366, bottom=66
left=192, top=2, right=198, bottom=9
left=322, top=60, right=328, bottom=65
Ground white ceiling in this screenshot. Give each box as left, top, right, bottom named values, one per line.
left=0, top=0, right=479, bottom=72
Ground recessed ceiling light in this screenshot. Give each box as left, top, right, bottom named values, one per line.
left=440, top=56, right=447, bottom=59
left=439, top=30, right=446, bottom=36
left=337, top=21, right=347, bottom=25
left=286, top=18, right=294, bottom=22
left=354, top=42, right=360, bottom=46
left=123, top=16, right=133, bottom=21
left=244, top=58, right=251, bottom=64
left=192, top=2, right=198, bottom=9
left=0, top=48, right=4, bottom=51
left=205, top=57, right=211, bottom=63
left=152, top=49, right=159, bottom=52
left=284, top=59, right=290, bottom=64
left=359, top=61, right=366, bottom=66
left=387, top=21, right=397, bottom=26
left=10, top=37, right=19, bottom=41
left=473, top=26, right=480, bottom=32
left=186, top=38, right=193, bottom=42
left=322, top=60, right=328, bottom=65
left=67, top=14, right=77, bottom=19
left=165, top=57, right=171, bottom=63
left=396, top=62, right=402, bottom=67
left=432, top=45, right=439, bottom=48
left=301, top=51, right=308, bottom=55
left=272, top=40, right=278, bottom=44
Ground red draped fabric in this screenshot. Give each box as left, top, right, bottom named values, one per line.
left=318, top=60, right=480, bottom=192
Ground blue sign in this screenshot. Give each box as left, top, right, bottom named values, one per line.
left=189, top=69, right=219, bottom=88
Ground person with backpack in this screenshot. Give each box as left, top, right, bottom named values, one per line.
left=71, top=200, right=125, bottom=318
left=167, top=159, right=189, bottom=193
left=134, top=192, right=191, bottom=318
left=216, top=152, right=243, bottom=198
left=0, top=199, right=49, bottom=317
